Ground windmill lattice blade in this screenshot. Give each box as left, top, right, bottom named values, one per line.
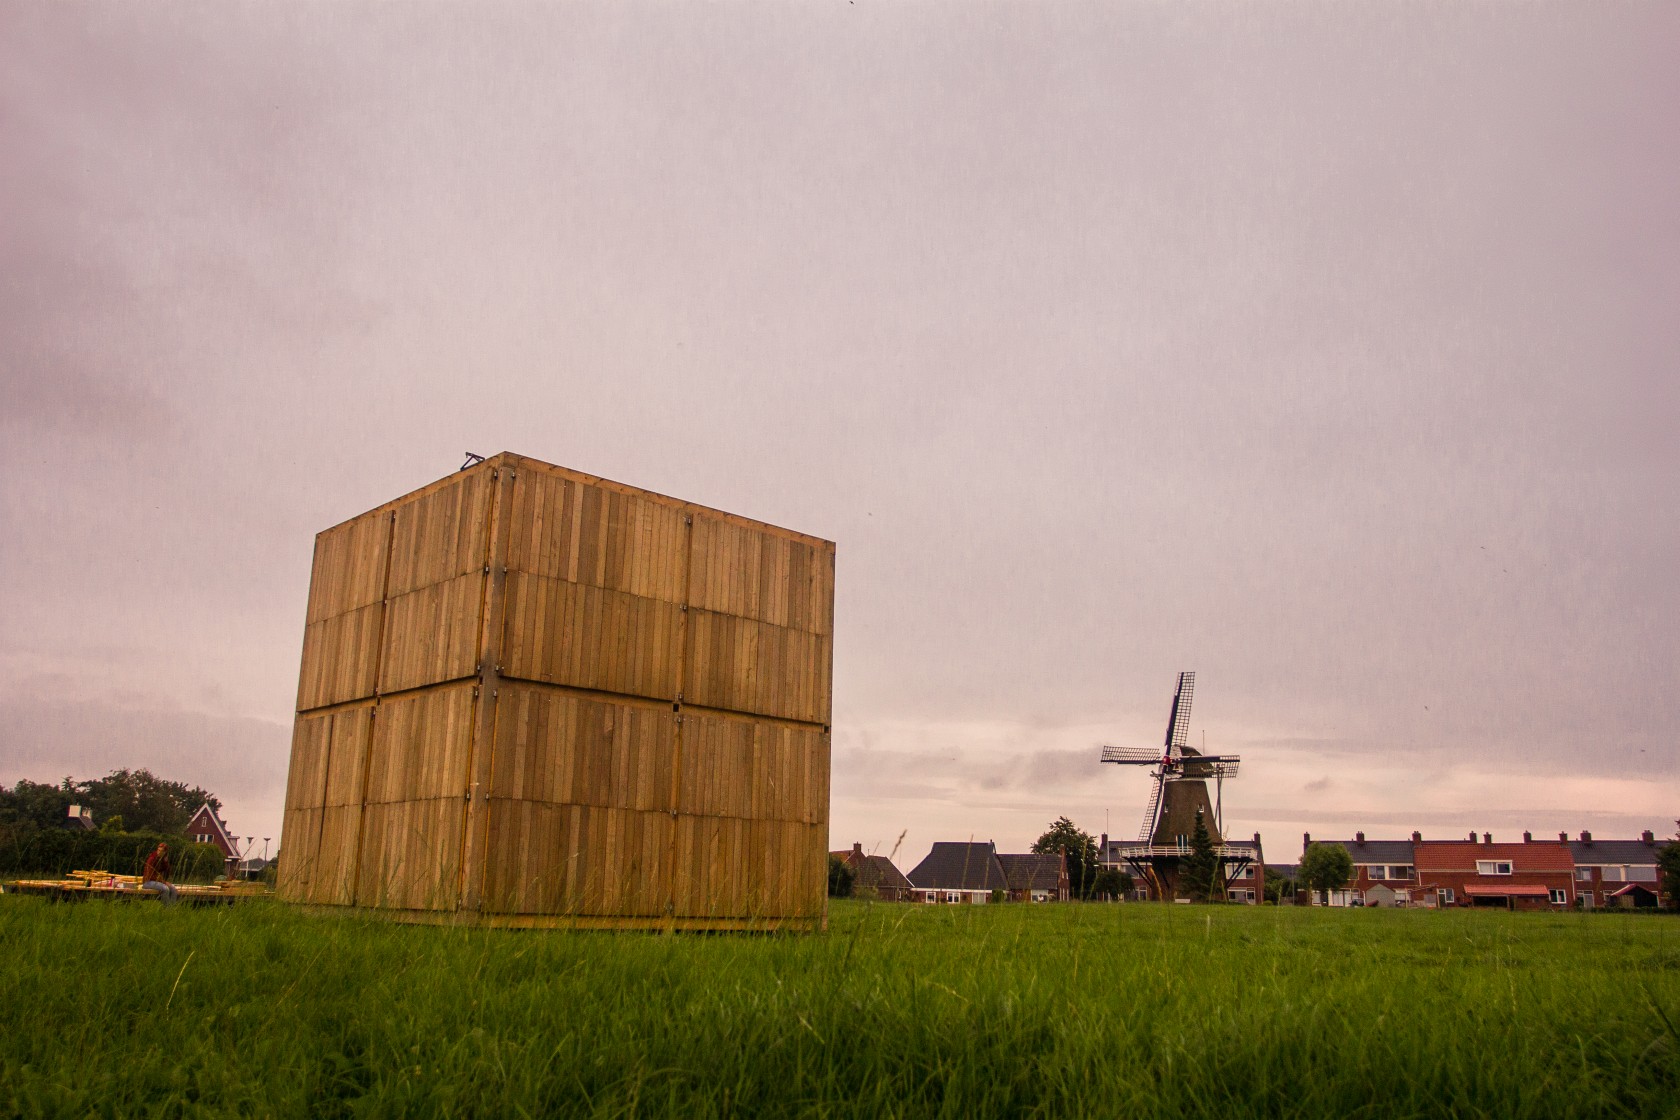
left=1138, top=774, right=1165, bottom=841
left=1100, top=745, right=1160, bottom=763
left=1165, top=671, right=1195, bottom=752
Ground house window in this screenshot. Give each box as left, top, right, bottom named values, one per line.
left=1176, top=835, right=1188, bottom=853
left=1365, top=865, right=1383, bottom=880
left=1475, top=861, right=1513, bottom=876
left=1549, top=888, right=1567, bottom=904
left=1437, top=888, right=1455, bottom=905
left=1392, top=866, right=1414, bottom=880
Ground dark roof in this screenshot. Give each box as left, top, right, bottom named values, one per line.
left=1319, top=839, right=1416, bottom=863
left=998, top=853, right=1062, bottom=892
left=1265, top=863, right=1299, bottom=877
left=854, top=854, right=913, bottom=892
left=907, top=842, right=1008, bottom=891
left=1570, top=840, right=1662, bottom=864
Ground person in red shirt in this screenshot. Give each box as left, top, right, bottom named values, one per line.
left=141, top=842, right=177, bottom=903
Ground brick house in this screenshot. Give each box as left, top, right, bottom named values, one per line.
left=184, top=803, right=239, bottom=864
left=1413, top=833, right=1574, bottom=909
left=997, top=852, right=1069, bottom=902
left=1304, top=832, right=1418, bottom=906
left=832, top=842, right=915, bottom=902
left=1568, top=830, right=1667, bottom=909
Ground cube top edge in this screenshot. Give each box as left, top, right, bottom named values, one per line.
left=313, top=451, right=835, bottom=552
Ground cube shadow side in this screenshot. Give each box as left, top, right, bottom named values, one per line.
left=278, top=453, right=834, bottom=930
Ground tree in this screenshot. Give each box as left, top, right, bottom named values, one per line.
left=827, top=853, right=854, bottom=898
left=70, top=769, right=218, bottom=835
left=1091, top=866, right=1133, bottom=900
left=0, top=779, right=76, bottom=832
left=1179, top=808, right=1220, bottom=902
left=1263, top=866, right=1295, bottom=904
left=1659, top=821, right=1680, bottom=912
left=1032, top=817, right=1100, bottom=899
left=1299, top=842, right=1354, bottom=903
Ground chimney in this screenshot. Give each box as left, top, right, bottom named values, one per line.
left=851, top=842, right=863, bottom=863
left=1579, top=830, right=1591, bottom=843
left=1253, top=832, right=1262, bottom=847
left=1303, top=832, right=1311, bottom=851
left=1482, top=832, right=1492, bottom=844
left=1559, top=832, right=1567, bottom=842
left=1468, top=830, right=1477, bottom=841
left=1411, top=831, right=1422, bottom=843
left=1642, top=830, right=1654, bottom=843
left=1523, top=831, right=1532, bottom=843
left=1355, top=831, right=1365, bottom=843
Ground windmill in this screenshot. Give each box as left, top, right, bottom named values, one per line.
left=1100, top=672, right=1247, bottom=898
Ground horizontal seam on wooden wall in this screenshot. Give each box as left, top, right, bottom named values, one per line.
left=294, top=676, right=478, bottom=716
left=493, top=675, right=830, bottom=731
left=481, top=795, right=821, bottom=826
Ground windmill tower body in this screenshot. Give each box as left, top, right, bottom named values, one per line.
left=1150, top=751, right=1222, bottom=847
left=1099, top=673, right=1264, bottom=902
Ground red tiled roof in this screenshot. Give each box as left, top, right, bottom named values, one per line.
left=1463, top=883, right=1551, bottom=897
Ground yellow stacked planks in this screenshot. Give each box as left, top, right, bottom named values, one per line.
left=277, top=454, right=834, bottom=930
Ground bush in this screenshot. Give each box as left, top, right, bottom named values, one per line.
left=827, top=854, right=854, bottom=898
left=0, top=828, right=225, bottom=882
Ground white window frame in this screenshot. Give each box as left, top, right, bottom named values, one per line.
left=1437, top=887, right=1455, bottom=905
left=1548, top=888, right=1567, bottom=904
left=1475, top=860, right=1513, bottom=876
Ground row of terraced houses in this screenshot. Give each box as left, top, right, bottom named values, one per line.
left=836, top=828, right=1672, bottom=908
left=1292, top=829, right=1671, bottom=910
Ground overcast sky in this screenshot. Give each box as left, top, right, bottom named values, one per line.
left=3, top=2, right=1675, bottom=867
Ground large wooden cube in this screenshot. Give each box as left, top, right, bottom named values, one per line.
left=278, top=453, right=834, bottom=930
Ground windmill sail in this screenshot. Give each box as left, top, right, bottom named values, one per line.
left=1164, top=671, right=1195, bottom=752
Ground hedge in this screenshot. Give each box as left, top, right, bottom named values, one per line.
left=0, top=828, right=227, bottom=882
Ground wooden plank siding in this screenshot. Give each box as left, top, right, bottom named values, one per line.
left=277, top=452, right=834, bottom=930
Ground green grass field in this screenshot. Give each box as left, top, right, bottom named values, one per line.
left=1, top=897, right=1676, bottom=1119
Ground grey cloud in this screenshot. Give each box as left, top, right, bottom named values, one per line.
left=2, top=2, right=1676, bottom=855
